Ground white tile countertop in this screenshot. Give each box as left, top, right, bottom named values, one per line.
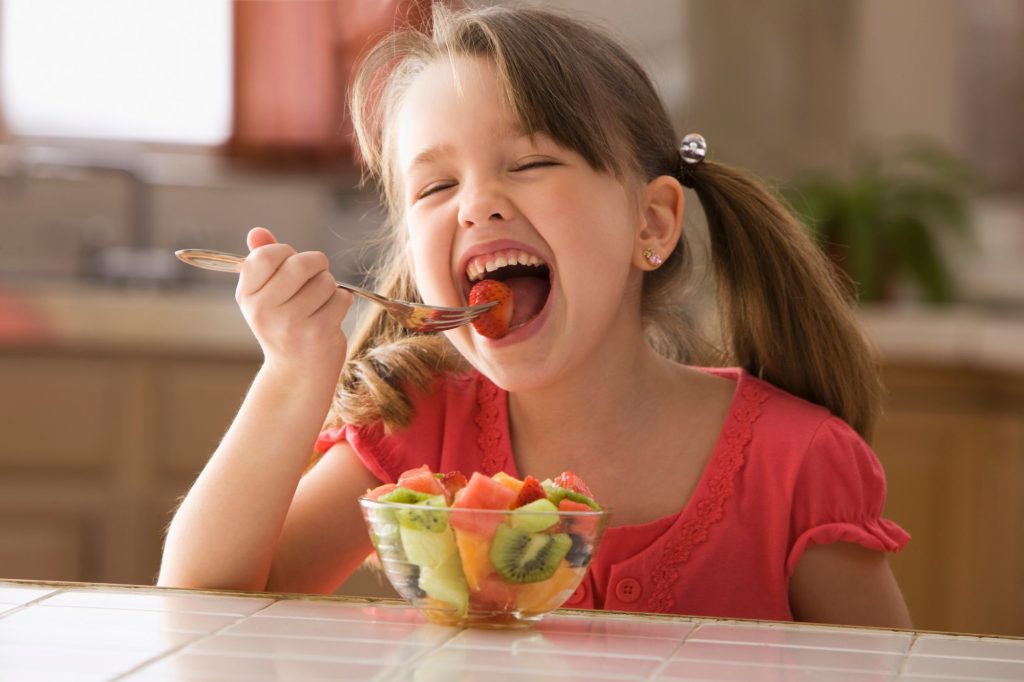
left=1, top=580, right=1022, bottom=681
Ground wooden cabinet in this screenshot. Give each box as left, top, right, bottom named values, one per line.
left=0, top=346, right=261, bottom=587
left=874, top=365, right=1024, bottom=637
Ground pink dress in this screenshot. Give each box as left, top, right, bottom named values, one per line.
left=315, top=367, right=909, bottom=620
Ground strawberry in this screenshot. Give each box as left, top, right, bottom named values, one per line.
left=553, top=470, right=595, bottom=499
left=468, top=279, right=513, bottom=339
left=512, top=475, right=546, bottom=508
left=436, top=470, right=468, bottom=504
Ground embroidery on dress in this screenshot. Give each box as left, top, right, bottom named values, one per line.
left=474, top=373, right=507, bottom=475
left=644, top=376, right=771, bottom=613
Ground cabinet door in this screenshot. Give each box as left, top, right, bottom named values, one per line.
left=150, top=358, right=259, bottom=481
left=0, top=354, right=123, bottom=583
left=875, top=370, right=1024, bottom=637
left=0, top=354, right=123, bottom=471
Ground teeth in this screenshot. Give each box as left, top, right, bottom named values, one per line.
left=466, top=249, right=546, bottom=282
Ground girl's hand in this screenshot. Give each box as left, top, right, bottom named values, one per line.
left=236, top=227, right=352, bottom=372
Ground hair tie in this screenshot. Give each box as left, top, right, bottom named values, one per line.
left=678, top=133, right=707, bottom=188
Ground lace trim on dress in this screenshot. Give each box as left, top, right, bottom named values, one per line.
left=475, top=374, right=507, bottom=475
left=644, top=376, right=771, bottom=613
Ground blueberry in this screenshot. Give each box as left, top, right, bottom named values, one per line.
left=566, top=533, right=592, bottom=567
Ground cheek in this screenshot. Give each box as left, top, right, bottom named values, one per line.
left=405, top=217, right=456, bottom=299
left=551, top=183, right=638, bottom=257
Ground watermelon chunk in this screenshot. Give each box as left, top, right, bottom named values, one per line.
left=397, top=465, right=446, bottom=496
left=365, top=483, right=397, bottom=500
left=450, top=472, right=517, bottom=536
left=553, top=470, right=595, bottom=498
left=558, top=498, right=600, bottom=537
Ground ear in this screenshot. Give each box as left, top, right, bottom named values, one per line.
left=633, top=175, right=685, bottom=270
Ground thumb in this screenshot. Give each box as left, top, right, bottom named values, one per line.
left=246, top=226, right=278, bottom=252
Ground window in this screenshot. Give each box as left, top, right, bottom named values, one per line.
left=0, top=0, right=232, bottom=145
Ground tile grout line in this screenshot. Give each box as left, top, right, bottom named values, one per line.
left=641, top=619, right=703, bottom=681
left=0, top=587, right=68, bottom=622
left=680, top=637, right=914, bottom=657
left=106, top=596, right=283, bottom=681
left=895, top=630, right=920, bottom=680
left=371, top=625, right=467, bottom=682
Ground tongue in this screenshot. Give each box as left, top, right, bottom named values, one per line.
left=505, top=276, right=549, bottom=328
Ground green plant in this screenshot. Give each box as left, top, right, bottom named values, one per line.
left=784, top=139, right=980, bottom=304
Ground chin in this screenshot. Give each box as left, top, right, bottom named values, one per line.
left=471, top=354, right=565, bottom=394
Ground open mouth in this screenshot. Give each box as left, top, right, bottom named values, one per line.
left=466, top=249, right=551, bottom=330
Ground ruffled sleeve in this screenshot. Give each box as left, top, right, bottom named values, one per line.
left=312, top=373, right=492, bottom=484
left=313, top=422, right=398, bottom=484
left=785, top=416, right=910, bottom=575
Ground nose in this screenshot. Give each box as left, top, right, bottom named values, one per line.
left=457, top=178, right=513, bottom=229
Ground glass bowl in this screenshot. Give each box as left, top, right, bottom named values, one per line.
left=359, top=497, right=610, bottom=628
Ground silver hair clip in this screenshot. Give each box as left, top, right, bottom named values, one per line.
left=678, top=133, right=707, bottom=188
left=680, top=133, right=707, bottom=164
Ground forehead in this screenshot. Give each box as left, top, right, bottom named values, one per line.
left=394, top=56, right=522, bottom=173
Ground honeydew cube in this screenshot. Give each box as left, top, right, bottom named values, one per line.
left=508, top=498, right=560, bottom=533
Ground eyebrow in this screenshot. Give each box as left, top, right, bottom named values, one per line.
left=404, top=121, right=532, bottom=173
left=407, top=144, right=455, bottom=173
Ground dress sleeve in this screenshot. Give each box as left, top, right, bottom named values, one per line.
left=785, top=416, right=910, bottom=576
left=312, top=378, right=450, bottom=484
left=313, top=422, right=395, bottom=484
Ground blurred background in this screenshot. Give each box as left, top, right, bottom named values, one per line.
left=0, top=0, right=1021, bottom=636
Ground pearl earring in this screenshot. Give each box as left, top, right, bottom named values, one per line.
left=642, top=247, right=663, bottom=267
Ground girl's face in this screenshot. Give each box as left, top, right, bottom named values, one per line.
left=394, top=56, right=647, bottom=391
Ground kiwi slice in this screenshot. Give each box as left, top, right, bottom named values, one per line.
left=369, top=487, right=422, bottom=530
left=490, top=524, right=571, bottom=584
left=396, top=494, right=449, bottom=532
left=541, top=482, right=600, bottom=510
left=379, top=487, right=431, bottom=505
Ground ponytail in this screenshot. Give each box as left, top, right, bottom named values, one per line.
left=686, top=160, right=883, bottom=440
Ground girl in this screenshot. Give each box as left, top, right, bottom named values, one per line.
left=159, top=5, right=911, bottom=628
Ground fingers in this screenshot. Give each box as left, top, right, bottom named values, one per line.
left=240, top=247, right=326, bottom=299
left=237, top=242, right=296, bottom=297
left=247, top=226, right=278, bottom=251
left=282, top=266, right=345, bottom=320
left=239, top=247, right=350, bottom=322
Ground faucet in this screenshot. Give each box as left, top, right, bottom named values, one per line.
left=7, top=143, right=186, bottom=286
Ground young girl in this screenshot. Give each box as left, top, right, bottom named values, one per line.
left=159, top=5, right=911, bottom=628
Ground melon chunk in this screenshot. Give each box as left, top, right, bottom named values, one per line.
left=450, top=472, right=517, bottom=536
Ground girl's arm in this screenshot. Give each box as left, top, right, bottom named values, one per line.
left=158, top=227, right=361, bottom=592
left=789, top=542, right=912, bottom=629
left=266, top=440, right=380, bottom=593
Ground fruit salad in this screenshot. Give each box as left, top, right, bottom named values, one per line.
left=359, top=466, right=607, bottom=627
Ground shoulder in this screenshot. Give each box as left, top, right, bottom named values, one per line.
left=702, top=367, right=878, bottom=480
left=318, top=369, right=502, bottom=482
left=702, top=367, right=835, bottom=449
left=725, top=370, right=890, bottom=509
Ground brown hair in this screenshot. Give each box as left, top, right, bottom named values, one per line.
left=335, top=4, right=883, bottom=439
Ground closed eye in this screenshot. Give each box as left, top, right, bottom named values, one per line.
left=416, top=181, right=457, bottom=201
left=511, top=159, right=561, bottom=172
